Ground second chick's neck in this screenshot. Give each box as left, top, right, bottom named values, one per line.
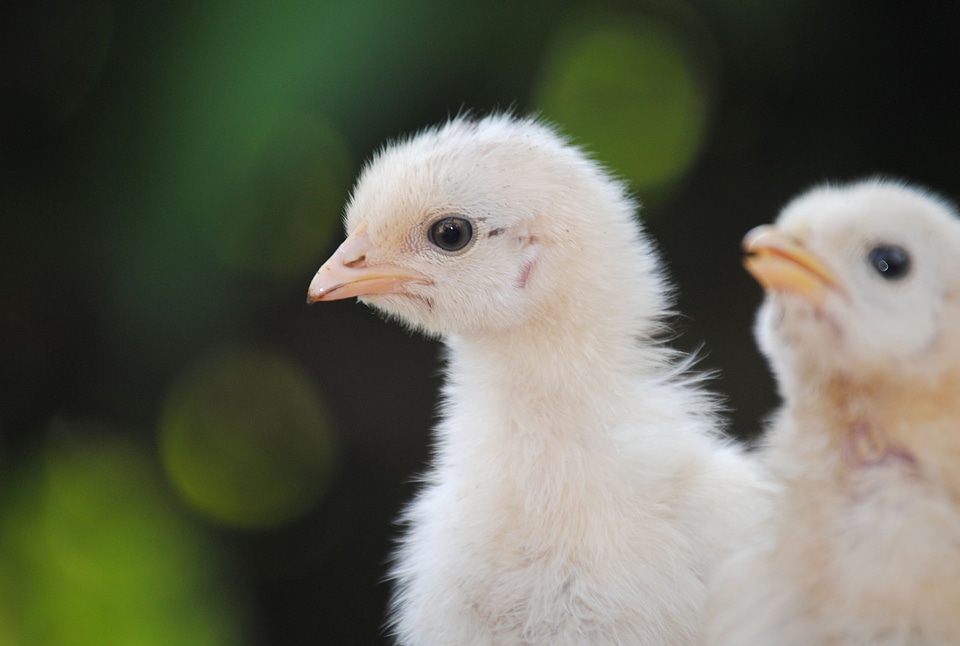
left=777, top=367, right=960, bottom=489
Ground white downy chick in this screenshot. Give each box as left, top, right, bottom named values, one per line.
left=707, top=178, right=960, bottom=645
left=309, top=114, right=764, bottom=645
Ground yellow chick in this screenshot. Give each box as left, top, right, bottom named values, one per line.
left=707, top=178, right=960, bottom=645
left=309, top=114, right=765, bottom=645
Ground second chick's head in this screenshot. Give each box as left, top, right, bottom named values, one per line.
left=744, top=178, right=960, bottom=392
left=308, top=114, right=660, bottom=338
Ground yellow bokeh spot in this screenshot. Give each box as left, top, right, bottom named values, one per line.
left=0, top=431, right=245, bottom=645
left=535, top=16, right=711, bottom=201
left=159, top=348, right=337, bottom=530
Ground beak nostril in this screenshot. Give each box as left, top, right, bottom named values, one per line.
left=344, top=255, right=366, bottom=268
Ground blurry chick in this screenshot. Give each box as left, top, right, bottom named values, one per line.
left=707, top=179, right=960, bottom=645
left=308, top=114, right=764, bottom=645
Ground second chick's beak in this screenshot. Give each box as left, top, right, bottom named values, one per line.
left=307, top=222, right=431, bottom=303
left=742, top=225, right=841, bottom=299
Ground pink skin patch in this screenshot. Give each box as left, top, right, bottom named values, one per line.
left=841, top=422, right=919, bottom=471
left=516, top=235, right=539, bottom=289
left=517, top=260, right=536, bottom=289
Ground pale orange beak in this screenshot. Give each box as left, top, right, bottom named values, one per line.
left=742, top=225, right=841, bottom=298
left=307, top=222, right=431, bottom=303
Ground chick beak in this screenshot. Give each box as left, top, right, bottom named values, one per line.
left=307, top=223, right=430, bottom=303
left=742, top=225, right=841, bottom=298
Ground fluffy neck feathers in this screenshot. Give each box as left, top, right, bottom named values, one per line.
left=774, top=362, right=960, bottom=492
left=439, top=239, right=677, bottom=453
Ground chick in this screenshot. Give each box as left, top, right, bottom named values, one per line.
left=309, top=114, right=763, bottom=645
left=707, top=179, right=960, bottom=645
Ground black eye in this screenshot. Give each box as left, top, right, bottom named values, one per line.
left=428, top=216, right=473, bottom=252
left=868, top=245, right=910, bottom=280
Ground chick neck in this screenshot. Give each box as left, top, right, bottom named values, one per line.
left=779, top=358, right=960, bottom=483
left=443, top=254, right=669, bottom=450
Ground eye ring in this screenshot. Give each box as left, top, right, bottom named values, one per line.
left=867, top=245, right=910, bottom=280
left=428, top=215, right=474, bottom=253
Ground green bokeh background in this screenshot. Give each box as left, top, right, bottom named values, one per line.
left=2, top=0, right=958, bottom=643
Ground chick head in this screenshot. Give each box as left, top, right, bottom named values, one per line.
left=744, top=178, right=960, bottom=389
left=307, top=114, right=654, bottom=338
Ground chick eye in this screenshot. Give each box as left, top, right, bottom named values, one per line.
left=428, top=216, right=473, bottom=252
left=867, top=245, right=910, bottom=280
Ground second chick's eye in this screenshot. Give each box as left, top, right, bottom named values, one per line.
left=868, top=245, right=911, bottom=280
left=428, top=216, right=473, bottom=252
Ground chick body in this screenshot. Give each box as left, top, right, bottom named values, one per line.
left=310, top=115, right=764, bottom=645
left=707, top=179, right=960, bottom=646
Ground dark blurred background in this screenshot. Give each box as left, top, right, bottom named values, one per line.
left=1, top=0, right=958, bottom=643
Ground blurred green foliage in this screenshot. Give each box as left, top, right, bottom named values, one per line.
left=213, top=113, right=352, bottom=279
left=0, top=429, right=246, bottom=645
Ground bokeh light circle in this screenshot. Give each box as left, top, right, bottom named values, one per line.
left=159, top=348, right=337, bottom=530
left=0, top=430, right=245, bottom=645
left=535, top=17, right=711, bottom=198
